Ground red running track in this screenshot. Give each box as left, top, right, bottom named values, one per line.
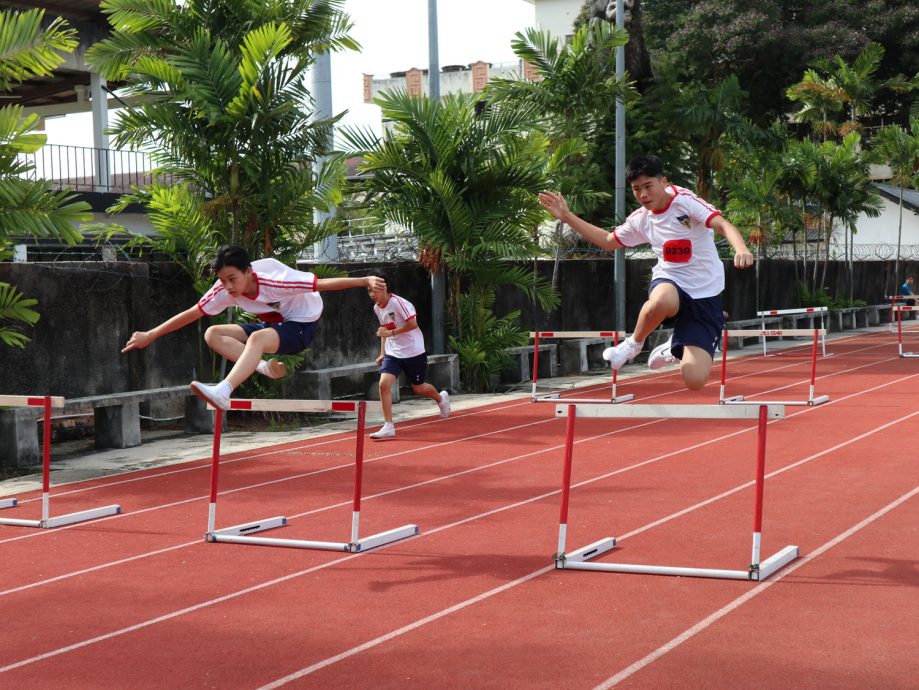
left=0, top=331, right=917, bottom=688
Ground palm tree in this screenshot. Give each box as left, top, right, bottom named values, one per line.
left=786, top=69, right=846, bottom=141
left=779, top=138, right=819, bottom=292
left=0, top=9, right=91, bottom=347
left=812, top=133, right=882, bottom=296
left=343, top=91, right=559, bottom=389
left=869, top=120, right=919, bottom=294
left=86, top=0, right=358, bottom=265
left=486, top=21, right=630, bottom=287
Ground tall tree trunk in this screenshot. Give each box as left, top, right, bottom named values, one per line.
left=893, top=189, right=903, bottom=295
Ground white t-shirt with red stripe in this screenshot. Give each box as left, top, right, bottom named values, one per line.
left=613, top=185, right=724, bottom=298
left=373, top=294, right=425, bottom=359
left=197, top=258, right=323, bottom=322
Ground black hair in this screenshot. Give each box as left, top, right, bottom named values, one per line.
left=625, top=155, right=665, bottom=184
left=211, top=245, right=252, bottom=274
left=367, top=270, right=392, bottom=293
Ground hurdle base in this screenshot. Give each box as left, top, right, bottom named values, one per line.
left=0, top=517, right=42, bottom=527
left=555, top=537, right=617, bottom=568
left=610, top=394, right=635, bottom=403
left=349, top=523, right=419, bottom=552
left=722, top=394, right=829, bottom=407
left=900, top=352, right=919, bottom=358
left=206, top=516, right=417, bottom=553
left=751, top=545, right=799, bottom=581
left=43, top=504, right=121, bottom=528
left=556, top=540, right=799, bottom=581
left=207, top=515, right=287, bottom=540
left=0, top=498, right=17, bottom=509
left=0, top=504, right=121, bottom=529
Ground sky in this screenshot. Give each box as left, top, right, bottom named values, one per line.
left=43, top=0, right=536, bottom=147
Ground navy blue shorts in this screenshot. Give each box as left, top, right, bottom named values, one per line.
left=648, top=278, right=723, bottom=360
left=240, top=320, right=317, bottom=355
left=379, top=353, right=428, bottom=385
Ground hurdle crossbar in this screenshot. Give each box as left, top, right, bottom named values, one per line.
left=719, top=329, right=830, bottom=407
left=530, top=330, right=634, bottom=404
left=895, top=306, right=919, bottom=358
left=757, top=307, right=828, bottom=356
left=888, top=296, right=919, bottom=332
left=0, top=395, right=121, bottom=528
left=205, top=399, right=417, bottom=552
left=553, top=402, right=798, bottom=581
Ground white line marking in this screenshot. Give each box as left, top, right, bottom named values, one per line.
left=594, top=483, right=919, bottom=689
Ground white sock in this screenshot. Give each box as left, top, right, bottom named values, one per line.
left=628, top=336, right=644, bottom=347
left=216, top=380, right=233, bottom=397
left=255, top=360, right=271, bottom=377
left=382, top=422, right=394, bottom=429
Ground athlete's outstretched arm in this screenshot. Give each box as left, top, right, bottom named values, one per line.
left=538, top=190, right=624, bottom=252
left=122, top=305, right=203, bottom=352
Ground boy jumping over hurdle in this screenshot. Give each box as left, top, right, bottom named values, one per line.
left=122, top=245, right=384, bottom=410
left=538, top=154, right=754, bottom=390
left=367, top=272, right=450, bottom=440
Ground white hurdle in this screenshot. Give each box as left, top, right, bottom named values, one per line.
left=719, top=329, right=830, bottom=406
left=888, top=295, right=918, bottom=333
left=0, top=395, right=121, bottom=528
left=895, top=306, right=919, bottom=358
left=530, top=330, right=634, bottom=403
left=757, top=307, right=828, bottom=356
left=205, top=398, right=418, bottom=552
left=553, top=402, right=798, bottom=581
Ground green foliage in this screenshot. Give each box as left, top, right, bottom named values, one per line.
left=447, top=287, right=529, bottom=392
left=343, top=91, right=559, bottom=359
left=0, top=281, right=39, bottom=348
left=0, top=9, right=89, bottom=348
left=86, top=0, right=357, bottom=264
left=796, top=283, right=865, bottom=309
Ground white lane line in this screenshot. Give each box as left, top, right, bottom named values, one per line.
left=594, top=483, right=919, bottom=689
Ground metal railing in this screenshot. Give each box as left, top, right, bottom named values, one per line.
left=15, top=143, right=174, bottom=194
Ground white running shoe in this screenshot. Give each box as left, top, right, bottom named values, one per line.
left=190, top=380, right=230, bottom=410
left=370, top=423, right=396, bottom=440
left=256, top=358, right=286, bottom=379
left=648, top=336, right=677, bottom=370
left=602, top=337, right=644, bottom=370
left=438, top=390, right=451, bottom=419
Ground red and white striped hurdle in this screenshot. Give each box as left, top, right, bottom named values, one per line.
left=553, top=402, right=798, bottom=581
left=895, top=306, right=919, bottom=358
left=205, top=398, right=418, bottom=552
left=530, top=331, right=634, bottom=404
left=0, top=395, right=121, bottom=528
left=719, top=329, right=830, bottom=406
left=888, top=295, right=918, bottom=332
left=757, top=307, right=828, bottom=356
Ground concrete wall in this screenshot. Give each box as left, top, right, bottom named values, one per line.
left=1, top=258, right=916, bottom=398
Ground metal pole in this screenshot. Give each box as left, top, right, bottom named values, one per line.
left=429, top=0, right=445, bottom=352
left=613, top=1, right=626, bottom=332
left=312, top=50, right=338, bottom=262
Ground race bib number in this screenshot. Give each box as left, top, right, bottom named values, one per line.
left=663, top=239, right=692, bottom=263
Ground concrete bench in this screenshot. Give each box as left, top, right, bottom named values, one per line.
left=868, top=304, right=891, bottom=325
left=725, top=317, right=783, bottom=349
left=831, top=307, right=870, bottom=331
left=0, top=386, right=211, bottom=468
left=558, top=338, right=611, bottom=375
left=501, top=344, right=557, bottom=383
left=297, top=354, right=459, bottom=401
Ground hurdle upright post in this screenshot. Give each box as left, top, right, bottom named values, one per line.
left=556, top=405, right=576, bottom=559
left=40, top=396, right=51, bottom=523
left=350, top=401, right=366, bottom=545
left=720, top=330, right=729, bottom=403
left=531, top=331, right=541, bottom=400
left=207, top=409, right=224, bottom=535
left=750, top=405, right=768, bottom=569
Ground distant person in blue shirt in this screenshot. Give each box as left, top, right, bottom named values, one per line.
left=900, top=276, right=914, bottom=299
